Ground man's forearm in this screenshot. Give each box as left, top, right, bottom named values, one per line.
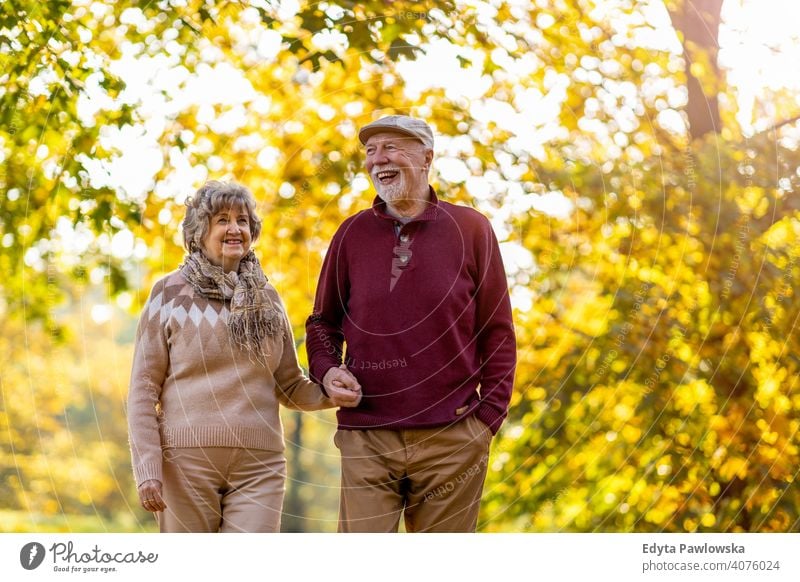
left=305, top=313, right=345, bottom=382
left=476, top=337, right=517, bottom=433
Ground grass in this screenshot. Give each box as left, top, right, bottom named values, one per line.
left=0, top=509, right=157, bottom=533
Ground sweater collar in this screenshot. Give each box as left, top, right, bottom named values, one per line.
left=371, top=186, right=440, bottom=223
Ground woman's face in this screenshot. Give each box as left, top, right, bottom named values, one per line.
left=201, top=206, right=252, bottom=272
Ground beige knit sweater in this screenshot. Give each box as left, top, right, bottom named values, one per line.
left=127, top=270, right=331, bottom=487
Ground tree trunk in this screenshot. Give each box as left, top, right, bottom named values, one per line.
left=281, top=411, right=306, bottom=532
left=670, top=0, right=724, bottom=139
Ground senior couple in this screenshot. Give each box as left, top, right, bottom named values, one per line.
left=127, top=115, right=517, bottom=533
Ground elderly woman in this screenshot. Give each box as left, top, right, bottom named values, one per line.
left=127, top=181, right=360, bottom=532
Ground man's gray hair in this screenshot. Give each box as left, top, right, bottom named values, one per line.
left=181, top=181, right=262, bottom=253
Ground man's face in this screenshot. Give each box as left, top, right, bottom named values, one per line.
left=365, top=131, right=433, bottom=205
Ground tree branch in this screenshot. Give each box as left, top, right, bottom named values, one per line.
left=757, top=114, right=800, bottom=137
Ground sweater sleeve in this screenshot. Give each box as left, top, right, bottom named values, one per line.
left=305, top=226, right=348, bottom=384
left=127, top=279, right=169, bottom=487
left=274, top=301, right=333, bottom=411
left=472, top=218, right=517, bottom=434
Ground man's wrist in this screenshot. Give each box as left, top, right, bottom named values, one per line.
left=310, top=358, right=342, bottom=384
left=318, top=366, right=336, bottom=397
left=475, top=404, right=503, bottom=435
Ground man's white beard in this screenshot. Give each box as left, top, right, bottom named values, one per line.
left=374, top=171, right=408, bottom=204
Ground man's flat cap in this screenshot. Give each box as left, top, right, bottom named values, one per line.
left=358, top=115, right=434, bottom=150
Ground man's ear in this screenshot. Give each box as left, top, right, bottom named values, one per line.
left=424, top=148, right=434, bottom=170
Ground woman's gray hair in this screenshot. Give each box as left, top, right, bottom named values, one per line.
left=181, top=181, right=262, bottom=253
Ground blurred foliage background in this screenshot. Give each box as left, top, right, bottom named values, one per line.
left=2, top=0, right=800, bottom=532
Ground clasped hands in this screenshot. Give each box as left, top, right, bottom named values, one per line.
left=323, top=364, right=362, bottom=408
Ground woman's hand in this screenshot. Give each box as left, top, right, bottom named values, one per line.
left=138, top=479, right=167, bottom=512
left=323, top=365, right=362, bottom=408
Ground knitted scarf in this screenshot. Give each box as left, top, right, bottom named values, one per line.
left=179, top=250, right=282, bottom=360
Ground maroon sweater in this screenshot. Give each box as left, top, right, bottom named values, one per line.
left=305, top=189, right=516, bottom=433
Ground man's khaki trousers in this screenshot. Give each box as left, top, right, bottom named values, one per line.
left=335, top=414, right=492, bottom=532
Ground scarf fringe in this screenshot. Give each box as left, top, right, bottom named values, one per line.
left=227, top=304, right=283, bottom=355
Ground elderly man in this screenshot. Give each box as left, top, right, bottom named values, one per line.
left=306, top=115, right=516, bottom=532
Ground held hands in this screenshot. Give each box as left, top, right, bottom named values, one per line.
left=138, top=479, right=167, bottom=513
left=323, top=364, right=362, bottom=408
